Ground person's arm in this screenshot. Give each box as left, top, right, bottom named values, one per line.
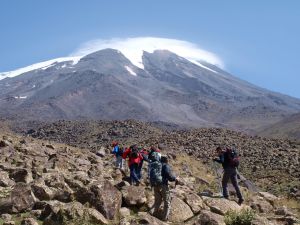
left=213, top=153, right=224, bottom=164
left=122, top=148, right=130, bottom=159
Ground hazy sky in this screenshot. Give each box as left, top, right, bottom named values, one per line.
left=1, top=0, right=299, bottom=98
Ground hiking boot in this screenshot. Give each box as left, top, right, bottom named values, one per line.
left=238, top=198, right=244, bottom=205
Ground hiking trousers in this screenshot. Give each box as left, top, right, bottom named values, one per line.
left=129, top=163, right=140, bottom=185
left=222, top=168, right=243, bottom=200
left=151, top=185, right=171, bottom=221
left=115, top=155, right=123, bottom=169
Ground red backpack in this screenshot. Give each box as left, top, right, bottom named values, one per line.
left=226, top=148, right=240, bottom=167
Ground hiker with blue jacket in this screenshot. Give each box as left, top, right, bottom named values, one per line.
left=111, top=141, right=123, bottom=169
left=149, top=155, right=180, bottom=221
left=213, top=146, right=244, bottom=205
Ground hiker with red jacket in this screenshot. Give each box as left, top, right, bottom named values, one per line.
left=213, top=146, right=244, bottom=205
left=122, top=144, right=143, bottom=185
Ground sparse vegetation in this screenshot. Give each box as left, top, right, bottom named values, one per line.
left=224, top=209, right=255, bottom=225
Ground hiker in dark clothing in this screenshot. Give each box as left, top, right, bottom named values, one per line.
left=150, top=155, right=179, bottom=221
left=147, top=146, right=161, bottom=179
left=213, top=146, right=244, bottom=205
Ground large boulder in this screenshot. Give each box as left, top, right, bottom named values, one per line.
left=43, top=201, right=108, bottom=225
left=168, top=196, right=194, bottom=223
left=0, top=183, right=36, bottom=214
left=121, top=185, right=147, bottom=206
left=90, top=180, right=122, bottom=220
left=31, top=179, right=56, bottom=201
left=11, top=183, right=36, bottom=213
left=137, top=212, right=168, bottom=225
left=42, top=173, right=73, bottom=202
left=0, top=171, right=15, bottom=187
left=186, top=210, right=225, bottom=225
left=9, top=168, right=33, bottom=183
left=250, top=196, right=274, bottom=213
left=20, top=218, right=39, bottom=225
left=203, top=197, right=242, bottom=215
left=184, top=192, right=205, bottom=213
left=258, top=192, right=278, bottom=206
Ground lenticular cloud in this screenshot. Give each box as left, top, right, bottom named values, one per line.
left=71, top=37, right=224, bottom=69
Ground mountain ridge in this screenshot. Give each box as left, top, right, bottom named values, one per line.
left=0, top=48, right=300, bottom=132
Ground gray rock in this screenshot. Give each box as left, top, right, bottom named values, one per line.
left=168, top=196, right=194, bottom=223
left=186, top=210, right=225, bottom=225
left=121, top=185, right=147, bottom=206
left=20, top=218, right=39, bottom=225
left=90, top=180, right=122, bottom=220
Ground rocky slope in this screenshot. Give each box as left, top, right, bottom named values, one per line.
left=0, top=127, right=299, bottom=225
left=12, top=120, right=300, bottom=199
left=258, top=113, right=300, bottom=141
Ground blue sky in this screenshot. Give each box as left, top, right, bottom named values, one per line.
left=1, top=0, right=299, bottom=98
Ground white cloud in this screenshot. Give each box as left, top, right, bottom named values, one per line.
left=0, top=37, right=224, bottom=79
left=71, top=37, right=224, bottom=69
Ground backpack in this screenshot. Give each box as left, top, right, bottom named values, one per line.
left=117, top=146, right=124, bottom=157
left=149, top=151, right=161, bottom=162
left=226, top=148, right=240, bottom=167
left=130, top=146, right=139, bottom=159
left=149, top=152, right=163, bottom=186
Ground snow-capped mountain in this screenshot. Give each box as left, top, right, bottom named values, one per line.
left=1, top=41, right=300, bottom=131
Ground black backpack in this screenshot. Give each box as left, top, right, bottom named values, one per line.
left=130, top=146, right=139, bottom=159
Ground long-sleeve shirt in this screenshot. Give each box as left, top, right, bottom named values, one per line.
left=122, top=148, right=143, bottom=166
left=162, top=163, right=176, bottom=185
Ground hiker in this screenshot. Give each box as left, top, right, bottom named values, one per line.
left=213, top=146, right=244, bottom=205
left=111, top=141, right=123, bottom=169
left=147, top=146, right=161, bottom=179
left=150, top=155, right=179, bottom=221
left=122, top=144, right=143, bottom=185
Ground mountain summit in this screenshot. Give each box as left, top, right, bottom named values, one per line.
left=0, top=47, right=300, bottom=131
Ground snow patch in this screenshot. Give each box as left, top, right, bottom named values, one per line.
left=125, top=66, right=137, bottom=76
left=189, top=60, right=219, bottom=74
left=0, top=56, right=81, bottom=80
left=14, top=96, right=27, bottom=99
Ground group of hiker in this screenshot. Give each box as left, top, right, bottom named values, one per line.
left=111, top=141, right=244, bottom=221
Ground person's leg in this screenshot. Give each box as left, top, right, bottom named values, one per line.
left=150, top=185, right=162, bottom=215
left=230, top=169, right=244, bottom=203
left=129, top=164, right=139, bottom=185
left=161, top=185, right=171, bottom=221
left=222, top=170, right=230, bottom=198
left=137, top=160, right=143, bottom=180
left=116, top=155, right=122, bottom=169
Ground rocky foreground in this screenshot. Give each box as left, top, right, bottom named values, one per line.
left=0, top=125, right=299, bottom=225
left=12, top=120, right=300, bottom=197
